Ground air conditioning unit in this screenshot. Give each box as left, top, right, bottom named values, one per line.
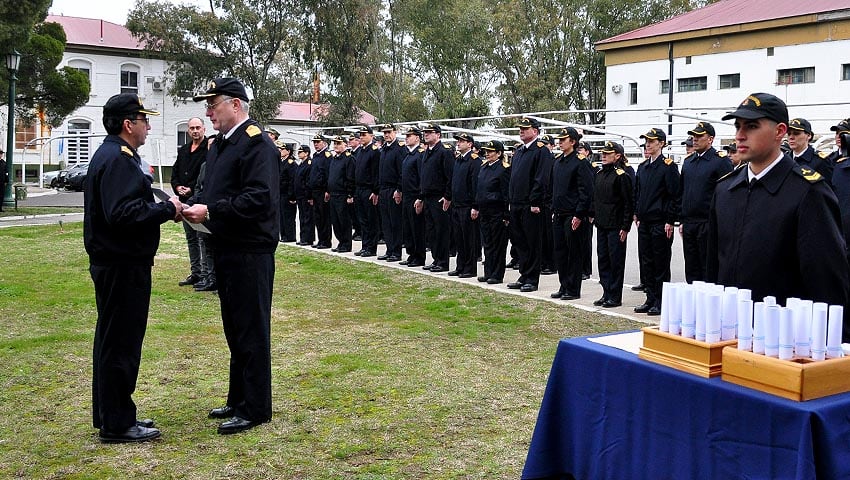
left=152, top=79, right=164, bottom=91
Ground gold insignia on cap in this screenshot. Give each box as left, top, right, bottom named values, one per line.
left=744, top=95, right=762, bottom=107
left=208, top=81, right=217, bottom=89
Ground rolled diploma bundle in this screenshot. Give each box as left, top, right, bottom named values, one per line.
left=827, top=305, right=844, bottom=358
left=721, top=290, right=737, bottom=341
left=681, top=286, right=695, bottom=339
left=764, top=305, right=780, bottom=357
left=778, top=307, right=794, bottom=360
left=811, top=303, right=828, bottom=361
left=695, top=288, right=706, bottom=342
left=752, top=302, right=766, bottom=354
left=737, top=299, right=753, bottom=351
left=794, top=301, right=813, bottom=358
left=705, top=293, right=722, bottom=343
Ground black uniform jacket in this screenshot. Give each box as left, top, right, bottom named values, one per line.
left=793, top=145, right=833, bottom=185
left=420, top=142, right=454, bottom=200
left=279, top=156, right=297, bottom=202
left=355, top=142, right=380, bottom=194
left=84, top=135, right=176, bottom=264
left=706, top=155, right=849, bottom=306
left=307, top=148, right=332, bottom=196
left=550, top=151, right=594, bottom=217
left=451, top=151, right=481, bottom=208
left=635, top=155, right=680, bottom=224
left=509, top=139, right=553, bottom=208
left=476, top=158, right=510, bottom=220
left=593, top=164, right=634, bottom=231
left=380, top=139, right=405, bottom=191
left=328, top=151, right=355, bottom=196
left=294, top=158, right=312, bottom=201
left=202, top=120, right=280, bottom=252
left=679, top=148, right=732, bottom=222
left=402, top=146, right=424, bottom=196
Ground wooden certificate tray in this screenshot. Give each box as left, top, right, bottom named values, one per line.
left=721, top=347, right=850, bottom=401
left=639, top=326, right=737, bottom=378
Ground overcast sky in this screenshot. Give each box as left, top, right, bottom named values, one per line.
left=49, top=0, right=207, bottom=25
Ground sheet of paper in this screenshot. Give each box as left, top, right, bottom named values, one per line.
left=185, top=220, right=211, bottom=234
left=587, top=331, right=643, bottom=355
left=152, top=188, right=172, bottom=202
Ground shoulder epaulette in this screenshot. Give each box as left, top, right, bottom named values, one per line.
left=796, top=165, right=823, bottom=183
left=502, top=159, right=511, bottom=168
left=120, top=146, right=134, bottom=157
left=324, top=151, right=332, bottom=157
left=664, top=157, right=674, bottom=166
left=471, top=153, right=479, bottom=160
left=443, top=143, right=453, bottom=150
left=536, top=141, right=545, bottom=148
left=287, top=158, right=294, bottom=164
left=344, top=151, right=351, bottom=156
left=615, top=168, right=625, bottom=176
left=398, top=140, right=404, bottom=147
left=577, top=153, right=586, bottom=160
left=372, top=144, right=379, bottom=150
left=307, top=159, right=312, bottom=165
left=455, top=151, right=461, bottom=158
left=818, top=150, right=830, bottom=159
left=836, top=157, right=849, bottom=164
left=418, top=147, right=425, bottom=153
left=717, top=150, right=728, bottom=158
left=717, top=167, right=740, bottom=182
left=245, top=125, right=262, bottom=137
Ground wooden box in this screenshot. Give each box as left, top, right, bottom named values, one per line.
left=721, top=347, right=850, bottom=401
left=638, top=326, right=737, bottom=378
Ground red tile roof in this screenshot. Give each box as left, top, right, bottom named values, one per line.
left=46, top=15, right=141, bottom=50
left=598, top=0, right=850, bottom=46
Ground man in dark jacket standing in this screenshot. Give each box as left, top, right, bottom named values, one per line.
left=354, top=126, right=381, bottom=257
left=449, top=132, right=481, bottom=278
left=415, top=123, right=454, bottom=272
left=85, top=93, right=182, bottom=443
left=307, top=134, right=332, bottom=249
left=378, top=124, right=405, bottom=262
left=183, top=78, right=280, bottom=435
left=171, top=117, right=208, bottom=286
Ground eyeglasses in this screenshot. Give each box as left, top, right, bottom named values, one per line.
left=204, top=98, right=233, bottom=110
left=130, top=117, right=150, bottom=125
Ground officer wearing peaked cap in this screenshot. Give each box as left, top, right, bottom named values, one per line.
left=328, top=135, right=356, bottom=253
left=828, top=119, right=850, bottom=267
left=85, top=93, right=181, bottom=443
left=416, top=123, right=454, bottom=272
left=378, top=123, right=405, bottom=261
left=354, top=125, right=380, bottom=257
left=182, top=77, right=280, bottom=434
left=400, top=126, right=427, bottom=267
left=277, top=141, right=298, bottom=243
left=307, top=132, right=333, bottom=249
left=634, top=127, right=680, bottom=315
left=707, top=93, right=849, bottom=339
left=294, top=144, right=315, bottom=246
left=475, top=140, right=511, bottom=284
left=679, top=121, right=732, bottom=283
left=450, top=131, right=481, bottom=278
left=786, top=117, right=833, bottom=185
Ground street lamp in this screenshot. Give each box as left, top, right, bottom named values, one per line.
left=3, top=50, right=21, bottom=208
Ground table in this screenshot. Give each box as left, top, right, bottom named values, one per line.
left=521, top=333, right=850, bottom=480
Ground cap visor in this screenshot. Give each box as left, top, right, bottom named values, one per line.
left=139, top=108, right=161, bottom=116
left=192, top=92, right=217, bottom=102
left=721, top=109, right=765, bottom=121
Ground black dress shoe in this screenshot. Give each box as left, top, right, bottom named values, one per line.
left=99, top=425, right=161, bottom=444
left=507, top=282, right=523, bottom=289
left=458, top=273, right=476, bottom=278
left=386, top=256, right=401, bottom=262
left=506, top=260, right=518, bottom=269
left=447, top=270, right=460, bottom=276
left=136, top=418, right=155, bottom=428
left=360, top=251, right=376, bottom=258
left=354, top=250, right=363, bottom=256
left=631, top=283, right=645, bottom=291
left=399, top=260, right=409, bottom=265
left=520, top=283, right=538, bottom=293
left=316, top=244, right=330, bottom=249
left=337, top=248, right=351, bottom=253
left=331, top=248, right=339, bottom=252
left=550, top=290, right=565, bottom=299
left=377, top=255, right=389, bottom=260
left=217, top=416, right=262, bottom=435
left=561, top=294, right=580, bottom=300
left=195, top=281, right=217, bottom=292
left=407, top=261, right=424, bottom=267
left=429, top=266, right=447, bottom=273
left=208, top=406, right=235, bottom=419
left=647, top=306, right=661, bottom=316
left=422, top=263, right=436, bottom=270
left=179, top=274, right=200, bottom=286
left=602, top=300, right=622, bottom=308
left=477, top=276, right=488, bottom=282
left=593, top=297, right=607, bottom=306
left=487, top=278, right=502, bottom=284
left=634, top=303, right=651, bottom=313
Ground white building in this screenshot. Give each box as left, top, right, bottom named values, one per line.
left=597, top=0, right=850, bottom=150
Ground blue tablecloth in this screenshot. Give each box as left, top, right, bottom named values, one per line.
left=522, top=333, right=850, bottom=480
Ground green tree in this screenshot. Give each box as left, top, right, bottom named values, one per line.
left=0, top=0, right=50, bottom=54
left=127, top=0, right=305, bottom=124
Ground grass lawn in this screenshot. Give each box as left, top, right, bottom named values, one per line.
left=0, top=221, right=642, bottom=479
left=0, top=206, right=83, bottom=218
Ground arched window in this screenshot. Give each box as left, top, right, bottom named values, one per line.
left=67, top=58, right=92, bottom=82
left=176, top=122, right=189, bottom=147
left=120, top=63, right=140, bottom=94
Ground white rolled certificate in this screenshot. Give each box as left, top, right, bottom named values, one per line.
left=828, top=305, right=844, bottom=358
left=695, top=289, right=707, bottom=342
left=779, top=307, right=794, bottom=360
left=706, top=293, right=722, bottom=343
left=763, top=296, right=777, bottom=306
left=721, top=290, right=738, bottom=341
left=764, top=305, right=780, bottom=357
left=794, top=301, right=813, bottom=358
left=667, top=283, right=682, bottom=335
left=753, top=302, right=766, bottom=354
left=737, top=299, right=754, bottom=351
left=737, top=289, right=752, bottom=302
left=811, top=303, right=828, bottom=361
left=660, top=282, right=672, bottom=333
left=681, top=285, right=696, bottom=339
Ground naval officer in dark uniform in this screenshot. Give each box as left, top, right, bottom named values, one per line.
left=378, top=124, right=405, bottom=262
left=787, top=117, right=833, bottom=184
left=415, top=123, right=454, bottom=272
left=707, top=93, right=849, bottom=339
left=183, top=78, right=280, bottom=434
left=328, top=135, right=356, bottom=252
left=307, top=134, right=333, bottom=249
left=400, top=127, right=427, bottom=267
left=474, top=140, right=511, bottom=284
left=85, top=93, right=182, bottom=443
left=449, top=132, right=481, bottom=278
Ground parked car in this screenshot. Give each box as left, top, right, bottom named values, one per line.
left=42, top=170, right=61, bottom=188
left=56, top=162, right=89, bottom=191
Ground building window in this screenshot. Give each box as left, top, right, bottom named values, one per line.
left=177, top=122, right=189, bottom=147
left=66, top=120, right=91, bottom=162
left=15, top=121, right=38, bottom=150
left=842, top=64, right=850, bottom=81
left=777, top=67, right=815, bottom=85
left=718, top=73, right=740, bottom=90
left=660, top=79, right=669, bottom=94
left=685, top=56, right=692, bottom=65
left=629, top=82, right=638, bottom=105
left=67, top=59, right=92, bottom=81
left=767, top=47, right=774, bottom=56
left=120, top=65, right=139, bottom=94
left=677, top=76, right=707, bottom=92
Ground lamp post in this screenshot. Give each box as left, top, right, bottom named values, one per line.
left=3, top=50, right=21, bottom=208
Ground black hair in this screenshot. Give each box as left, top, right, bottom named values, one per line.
left=103, top=115, right=135, bottom=135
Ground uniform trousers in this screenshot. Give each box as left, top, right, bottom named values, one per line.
left=330, top=194, right=353, bottom=251
left=424, top=196, right=451, bottom=269
left=637, top=222, right=673, bottom=308
left=380, top=187, right=403, bottom=257
left=297, top=197, right=315, bottom=244
left=280, top=199, right=297, bottom=242
left=510, top=205, right=543, bottom=286
left=450, top=205, right=479, bottom=276
left=90, top=262, right=151, bottom=432
left=182, top=221, right=203, bottom=277
left=479, top=209, right=509, bottom=282
left=583, top=221, right=593, bottom=276
left=312, top=191, right=332, bottom=247
left=402, top=195, right=426, bottom=265
left=355, top=187, right=379, bottom=253
left=597, top=227, right=628, bottom=303
left=681, top=221, right=709, bottom=283
left=553, top=214, right=586, bottom=296
left=215, top=250, right=274, bottom=423
left=198, top=231, right=216, bottom=284
left=541, top=205, right=555, bottom=272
